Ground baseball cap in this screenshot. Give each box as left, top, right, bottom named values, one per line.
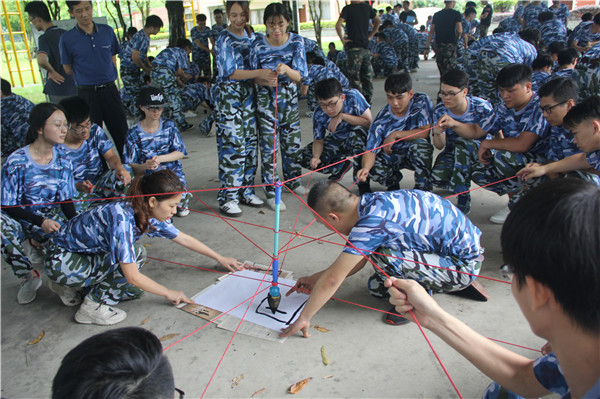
left=138, top=86, right=166, bottom=107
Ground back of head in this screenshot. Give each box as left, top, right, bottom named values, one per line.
left=531, top=53, right=554, bottom=70
left=501, top=178, right=600, bottom=334
left=496, top=63, right=532, bottom=88
left=581, top=12, right=593, bottom=22
left=145, top=15, right=164, bottom=29
left=440, top=68, right=469, bottom=90
left=538, top=10, right=555, bottom=23
left=538, top=77, right=578, bottom=102
left=126, top=26, right=138, bottom=38
left=594, top=12, right=600, bottom=25
left=176, top=38, right=192, bottom=50
left=519, top=28, right=541, bottom=47
left=382, top=20, right=394, bottom=29
left=375, top=32, right=386, bottom=41
left=492, top=27, right=507, bottom=34
left=306, top=51, right=325, bottom=66
left=563, top=95, right=600, bottom=130
left=307, top=180, right=354, bottom=215
left=547, top=40, right=566, bottom=55
left=384, top=72, right=412, bottom=94
left=557, top=48, right=579, bottom=66
left=59, top=96, right=91, bottom=124
left=52, top=327, right=175, bottom=399
left=24, top=1, right=51, bottom=22
left=1, top=78, right=12, bottom=96
left=315, top=78, right=343, bottom=100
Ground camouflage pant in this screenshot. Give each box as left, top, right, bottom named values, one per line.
left=256, top=84, right=303, bottom=197
left=369, top=139, right=433, bottom=190
left=443, top=138, right=482, bottom=194
left=394, top=42, right=409, bottom=72
left=297, top=127, right=368, bottom=177
left=408, top=39, right=419, bottom=70
left=120, top=66, right=143, bottom=115
left=573, top=63, right=600, bottom=99
left=150, top=66, right=187, bottom=128
left=215, top=81, right=259, bottom=204
left=434, top=42, right=458, bottom=77
left=193, top=56, right=212, bottom=78
left=45, top=241, right=146, bottom=305
left=74, top=166, right=134, bottom=212
left=1, top=208, right=65, bottom=278
left=306, top=85, right=318, bottom=112
left=370, top=247, right=482, bottom=293
left=346, top=47, right=374, bottom=104
left=372, top=57, right=397, bottom=77
left=476, top=51, right=511, bottom=105
left=199, top=112, right=215, bottom=135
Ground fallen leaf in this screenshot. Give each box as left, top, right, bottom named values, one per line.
left=289, top=377, right=312, bottom=394
left=159, top=333, right=180, bottom=341
left=317, top=241, right=323, bottom=244
left=231, top=373, right=245, bottom=388
left=27, top=330, right=45, bottom=345
left=258, top=210, right=266, bottom=214
left=313, top=325, right=330, bottom=333
left=143, top=244, right=151, bottom=248
left=140, top=317, right=149, bottom=325
left=251, top=387, right=265, bottom=397
left=321, top=345, right=329, bottom=366
left=322, top=375, right=334, bottom=379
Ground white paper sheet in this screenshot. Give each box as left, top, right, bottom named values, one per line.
left=193, top=270, right=308, bottom=332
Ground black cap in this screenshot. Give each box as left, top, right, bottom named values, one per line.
left=138, top=86, right=166, bottom=107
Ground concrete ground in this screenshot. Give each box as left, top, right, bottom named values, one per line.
left=1, top=59, right=548, bottom=399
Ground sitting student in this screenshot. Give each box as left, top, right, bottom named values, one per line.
left=522, top=0, right=548, bottom=31
left=430, top=69, right=493, bottom=215
left=386, top=178, right=600, bottom=399
left=297, top=78, right=372, bottom=186
left=538, top=11, right=567, bottom=49
left=52, top=327, right=181, bottom=399
left=468, top=64, right=549, bottom=224
left=417, top=25, right=429, bottom=60
left=1, top=103, right=77, bottom=305
left=371, top=32, right=399, bottom=78
left=573, top=42, right=600, bottom=98
left=569, top=12, right=600, bottom=53
left=357, top=73, right=433, bottom=193
left=498, top=14, right=521, bottom=33
left=124, top=87, right=191, bottom=217
left=327, top=41, right=339, bottom=63
left=45, top=170, right=241, bottom=325
left=518, top=96, right=600, bottom=184
left=1, top=78, right=34, bottom=157
left=547, top=40, right=566, bottom=70
left=546, top=48, right=578, bottom=81
left=380, top=20, right=408, bottom=73
left=58, top=96, right=133, bottom=211
left=150, top=39, right=194, bottom=131
left=530, top=53, right=554, bottom=92
left=336, top=48, right=348, bottom=78
left=302, top=51, right=350, bottom=114
left=280, top=180, right=486, bottom=336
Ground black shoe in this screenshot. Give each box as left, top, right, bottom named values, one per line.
left=358, top=182, right=372, bottom=195
left=329, top=160, right=352, bottom=181
left=447, top=281, right=489, bottom=302
left=384, top=306, right=410, bottom=325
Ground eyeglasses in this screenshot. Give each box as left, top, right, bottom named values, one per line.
left=48, top=121, right=70, bottom=130
left=540, top=100, right=568, bottom=114
left=175, top=388, right=185, bottom=398
left=317, top=96, right=341, bottom=110
left=438, top=90, right=462, bottom=98
left=70, top=120, right=92, bottom=134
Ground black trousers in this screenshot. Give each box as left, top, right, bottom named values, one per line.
left=77, top=82, right=128, bottom=159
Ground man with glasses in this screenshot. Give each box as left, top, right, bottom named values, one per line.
left=297, top=78, right=372, bottom=192
left=58, top=96, right=132, bottom=212
left=430, top=69, right=493, bottom=215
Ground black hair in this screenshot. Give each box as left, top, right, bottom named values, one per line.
left=547, top=40, right=566, bottom=54
left=492, top=27, right=507, bottom=34
left=538, top=11, right=555, bottom=23
left=263, top=2, right=290, bottom=26
left=382, top=19, right=394, bottom=28
left=581, top=12, right=593, bottom=22
left=314, top=78, right=343, bottom=101
left=1, top=78, right=11, bottom=95
left=196, top=13, right=207, bottom=22
left=519, top=28, right=541, bottom=47
left=126, top=26, right=138, bottom=38
left=307, top=180, right=353, bottom=214
left=24, top=1, right=51, bottom=22
left=502, top=178, right=600, bottom=334
left=531, top=53, right=554, bottom=70
left=386, top=6, right=392, bottom=11
left=214, top=8, right=224, bottom=15
left=594, top=12, right=600, bottom=25
left=65, top=1, right=92, bottom=11
left=145, top=15, right=164, bottom=29
left=538, top=77, right=579, bottom=103
left=25, top=103, right=67, bottom=145
left=419, top=25, right=426, bottom=31
left=52, top=327, right=175, bottom=399
left=440, top=68, right=469, bottom=90
left=306, top=51, right=326, bottom=65
left=496, top=63, right=532, bottom=88
left=465, top=1, right=476, bottom=8
left=374, top=32, right=386, bottom=40
left=176, top=38, right=192, bottom=50
left=563, top=95, right=600, bottom=129
left=384, top=72, right=412, bottom=94
left=59, top=96, right=91, bottom=124
left=557, top=48, right=579, bottom=66
left=464, top=7, right=476, bottom=17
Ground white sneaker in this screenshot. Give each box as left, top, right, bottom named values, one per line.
left=17, top=269, right=42, bottom=304
left=266, top=197, right=286, bottom=211
left=74, top=296, right=127, bottom=325
left=220, top=200, right=243, bottom=217
left=291, top=185, right=307, bottom=196
left=23, top=239, right=45, bottom=267
left=184, top=110, right=197, bottom=118
left=490, top=206, right=510, bottom=224
left=176, top=208, right=190, bottom=217
left=241, top=194, right=264, bottom=207
left=48, top=279, right=82, bottom=307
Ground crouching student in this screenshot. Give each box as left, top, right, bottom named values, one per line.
left=44, top=170, right=241, bottom=325
left=280, top=180, right=486, bottom=337
left=386, top=178, right=600, bottom=399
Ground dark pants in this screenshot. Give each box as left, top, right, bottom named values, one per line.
left=77, top=82, right=128, bottom=159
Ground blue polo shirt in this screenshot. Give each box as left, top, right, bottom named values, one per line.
left=59, top=23, right=120, bottom=85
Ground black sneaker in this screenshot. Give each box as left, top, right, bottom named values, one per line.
left=447, top=281, right=489, bottom=302
left=384, top=306, right=410, bottom=325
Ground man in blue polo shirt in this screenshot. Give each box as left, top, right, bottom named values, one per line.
left=60, top=0, right=129, bottom=158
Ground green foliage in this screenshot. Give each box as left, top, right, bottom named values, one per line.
left=494, top=0, right=518, bottom=13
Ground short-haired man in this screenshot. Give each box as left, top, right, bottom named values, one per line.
left=425, top=1, right=463, bottom=76
left=538, top=11, right=567, bottom=49
left=569, top=12, right=600, bottom=53
left=0, top=79, right=34, bottom=157
left=191, top=14, right=212, bottom=78
left=479, top=0, right=493, bottom=38
left=573, top=41, right=600, bottom=99
left=399, top=1, right=418, bottom=26
left=210, top=8, right=228, bottom=76
left=24, top=1, right=76, bottom=104
left=530, top=53, right=554, bottom=92
left=60, top=1, right=129, bottom=158
left=522, top=0, right=548, bottom=31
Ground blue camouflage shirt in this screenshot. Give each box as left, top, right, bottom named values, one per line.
left=432, top=96, right=493, bottom=148
left=306, top=64, right=350, bottom=88
left=313, top=88, right=369, bottom=141
left=52, top=202, right=179, bottom=264
left=394, top=21, right=417, bottom=41
left=540, top=19, right=567, bottom=47
left=417, top=32, right=428, bottom=51
left=324, top=58, right=350, bottom=87
left=473, top=32, right=537, bottom=65
left=152, top=47, right=189, bottom=74
left=383, top=26, right=408, bottom=47
left=119, top=29, right=150, bottom=69
left=584, top=42, right=600, bottom=59
left=367, top=93, right=433, bottom=153
left=373, top=41, right=398, bottom=67
left=0, top=94, right=34, bottom=157
left=546, top=68, right=576, bottom=82
left=499, top=16, right=522, bottom=33
left=181, top=82, right=209, bottom=104
left=1, top=146, right=77, bottom=215
left=531, top=71, right=550, bottom=92
left=523, top=2, right=548, bottom=30
left=211, top=23, right=228, bottom=38
left=249, top=33, right=308, bottom=85
left=190, top=25, right=212, bottom=63
left=479, top=93, right=549, bottom=156
left=302, top=36, right=326, bottom=59
left=571, top=21, right=600, bottom=47
left=123, top=118, right=188, bottom=183
left=587, top=150, right=600, bottom=172
left=545, top=125, right=581, bottom=162
left=533, top=352, right=600, bottom=399
left=549, top=3, right=570, bottom=26
left=343, top=191, right=483, bottom=260
left=215, top=29, right=255, bottom=82
left=57, top=124, right=113, bottom=183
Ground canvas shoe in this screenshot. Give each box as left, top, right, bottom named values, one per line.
left=220, top=200, right=243, bottom=217
left=490, top=206, right=510, bottom=224
left=291, top=185, right=307, bottom=196
left=17, top=269, right=42, bottom=304
left=184, top=110, right=197, bottom=118
left=176, top=207, right=190, bottom=217
left=266, top=197, right=286, bottom=211
left=240, top=194, right=264, bottom=208
left=23, top=239, right=45, bottom=267
left=74, top=296, right=127, bottom=325
left=48, top=279, right=82, bottom=307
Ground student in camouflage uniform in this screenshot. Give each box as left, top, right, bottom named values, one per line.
left=0, top=79, right=34, bottom=157
left=395, top=18, right=419, bottom=71
left=190, top=14, right=212, bottom=77
left=209, top=8, right=228, bottom=77
left=357, top=73, right=434, bottom=191
left=573, top=43, right=600, bottom=99
left=371, top=33, right=399, bottom=77
left=44, top=170, right=240, bottom=326
left=380, top=20, right=408, bottom=73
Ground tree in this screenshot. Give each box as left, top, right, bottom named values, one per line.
left=308, top=0, right=323, bottom=48
left=103, top=1, right=129, bottom=42
left=45, top=0, right=61, bottom=20
left=165, top=1, right=185, bottom=47
left=133, top=0, right=150, bottom=23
